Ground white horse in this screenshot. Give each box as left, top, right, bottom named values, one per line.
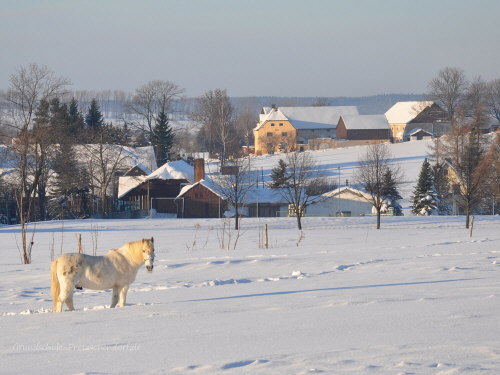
left=51, top=238, right=155, bottom=312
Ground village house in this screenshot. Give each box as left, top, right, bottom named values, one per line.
left=306, top=187, right=375, bottom=217
left=385, top=101, right=449, bottom=142
left=118, top=159, right=226, bottom=218
left=336, top=114, right=390, bottom=142
left=253, top=105, right=358, bottom=155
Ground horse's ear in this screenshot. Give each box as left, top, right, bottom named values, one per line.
left=151, top=237, right=154, bottom=243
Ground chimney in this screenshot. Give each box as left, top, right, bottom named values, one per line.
left=194, top=158, right=205, bottom=182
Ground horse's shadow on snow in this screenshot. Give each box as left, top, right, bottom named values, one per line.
left=180, top=278, right=477, bottom=302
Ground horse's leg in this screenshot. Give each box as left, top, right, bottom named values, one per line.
left=110, top=286, right=119, bottom=308
left=59, top=281, right=75, bottom=311
left=55, top=299, right=63, bottom=313
left=65, top=293, right=75, bottom=311
left=117, top=285, right=129, bottom=307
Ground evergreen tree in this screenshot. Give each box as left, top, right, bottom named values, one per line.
left=34, top=99, right=51, bottom=129
left=49, top=98, right=70, bottom=142
left=432, top=162, right=451, bottom=215
left=68, top=97, right=85, bottom=139
left=85, top=98, right=104, bottom=129
left=411, top=158, right=438, bottom=215
left=150, top=111, right=174, bottom=166
left=381, top=169, right=403, bottom=216
left=268, top=159, right=290, bottom=189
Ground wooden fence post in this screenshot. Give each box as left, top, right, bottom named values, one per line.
left=77, top=234, right=83, bottom=253
left=264, top=224, right=268, bottom=249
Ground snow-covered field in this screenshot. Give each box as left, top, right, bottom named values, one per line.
left=1, top=215, right=500, bottom=374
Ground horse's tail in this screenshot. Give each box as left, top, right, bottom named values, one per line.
left=51, top=259, right=60, bottom=312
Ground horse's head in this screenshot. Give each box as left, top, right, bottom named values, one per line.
left=141, top=237, right=155, bottom=272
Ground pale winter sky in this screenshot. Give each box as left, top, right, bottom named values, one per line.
left=1, top=0, right=499, bottom=97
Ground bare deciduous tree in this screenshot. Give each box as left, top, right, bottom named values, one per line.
left=486, top=78, right=500, bottom=122
left=354, top=143, right=402, bottom=229
left=428, top=67, right=468, bottom=127
left=83, top=133, right=131, bottom=216
left=1, top=63, right=69, bottom=263
left=275, top=151, right=329, bottom=230
left=190, top=89, right=237, bottom=163
left=128, top=80, right=185, bottom=137
left=235, top=108, right=257, bottom=151
left=441, top=124, right=494, bottom=228
left=214, top=157, right=255, bottom=230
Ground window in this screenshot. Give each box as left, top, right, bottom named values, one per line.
left=281, top=132, right=288, bottom=137
left=270, top=123, right=275, bottom=127
left=267, top=132, right=273, bottom=137
left=279, top=123, right=283, bottom=126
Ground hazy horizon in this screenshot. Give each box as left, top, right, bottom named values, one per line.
left=1, top=0, right=499, bottom=97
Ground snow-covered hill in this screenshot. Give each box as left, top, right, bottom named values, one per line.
left=207, top=140, right=432, bottom=212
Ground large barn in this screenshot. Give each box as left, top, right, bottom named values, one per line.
left=336, top=115, right=390, bottom=141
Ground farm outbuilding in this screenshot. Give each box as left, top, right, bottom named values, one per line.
left=306, top=187, right=374, bottom=217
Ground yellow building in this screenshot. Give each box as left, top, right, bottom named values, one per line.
left=253, top=105, right=358, bottom=155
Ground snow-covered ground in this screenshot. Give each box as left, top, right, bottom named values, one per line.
left=1, top=215, right=500, bottom=374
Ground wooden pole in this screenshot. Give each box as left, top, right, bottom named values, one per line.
left=77, top=233, right=83, bottom=253
left=264, top=224, right=268, bottom=249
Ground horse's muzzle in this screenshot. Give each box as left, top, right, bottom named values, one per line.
left=146, top=265, right=154, bottom=272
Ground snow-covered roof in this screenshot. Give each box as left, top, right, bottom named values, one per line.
left=245, top=186, right=287, bottom=204
left=74, top=144, right=157, bottom=173
left=118, top=160, right=194, bottom=199
left=123, top=163, right=152, bottom=176
left=318, top=186, right=373, bottom=202
left=118, top=176, right=147, bottom=198
left=340, top=114, right=389, bottom=130
left=148, top=160, right=194, bottom=182
left=407, top=128, right=433, bottom=136
left=385, top=101, right=433, bottom=124
left=256, top=106, right=359, bottom=131
left=177, top=178, right=225, bottom=199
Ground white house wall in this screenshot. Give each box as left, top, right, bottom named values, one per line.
left=307, top=193, right=373, bottom=217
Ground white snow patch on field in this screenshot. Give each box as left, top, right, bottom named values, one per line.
left=0, top=215, right=499, bottom=374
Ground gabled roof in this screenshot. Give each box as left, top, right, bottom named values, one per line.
left=340, top=114, right=389, bottom=130
left=123, top=164, right=152, bottom=176
left=385, top=101, right=433, bottom=124
left=148, top=160, right=194, bottom=182
left=118, top=160, right=194, bottom=199
left=256, top=106, right=359, bottom=131
left=177, top=178, right=225, bottom=199
left=407, top=128, right=433, bottom=136
left=118, top=176, right=147, bottom=198
left=245, top=186, right=287, bottom=204
left=317, top=186, right=373, bottom=202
